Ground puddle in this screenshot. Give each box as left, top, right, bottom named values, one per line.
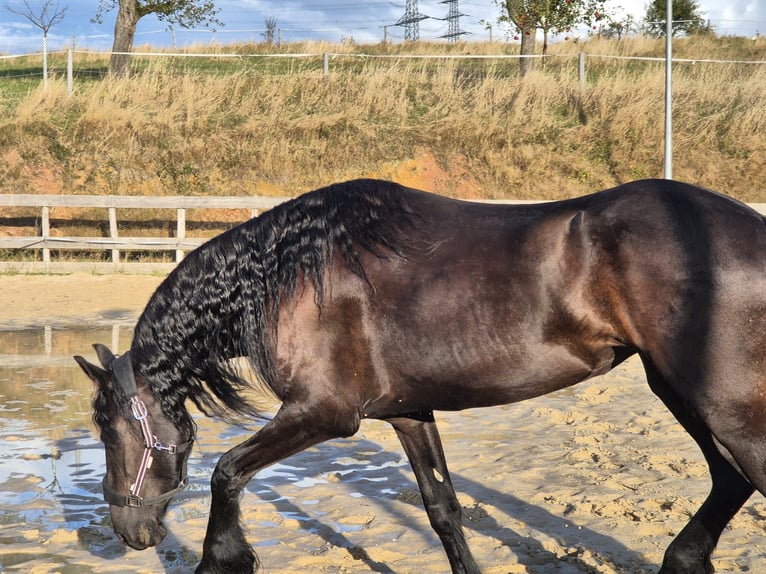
left=0, top=321, right=412, bottom=572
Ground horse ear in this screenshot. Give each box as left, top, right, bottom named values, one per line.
left=73, top=354, right=110, bottom=386
left=92, top=343, right=116, bottom=369
left=74, top=343, right=117, bottom=387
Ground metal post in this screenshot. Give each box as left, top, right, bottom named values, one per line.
left=664, top=1, right=673, bottom=180
left=323, top=53, right=329, bottom=77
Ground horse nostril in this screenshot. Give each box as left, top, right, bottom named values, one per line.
left=137, top=523, right=154, bottom=547
left=134, top=521, right=167, bottom=548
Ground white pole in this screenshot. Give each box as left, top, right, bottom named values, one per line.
left=43, top=33, right=49, bottom=89
left=664, top=1, right=673, bottom=179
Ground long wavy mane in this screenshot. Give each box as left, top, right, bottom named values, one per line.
left=130, top=179, right=418, bottom=423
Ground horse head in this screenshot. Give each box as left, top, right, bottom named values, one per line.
left=74, top=344, right=194, bottom=550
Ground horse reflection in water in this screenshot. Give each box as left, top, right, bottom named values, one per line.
left=76, top=178, right=766, bottom=574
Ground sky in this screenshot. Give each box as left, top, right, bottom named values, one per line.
left=1, top=0, right=765, bottom=54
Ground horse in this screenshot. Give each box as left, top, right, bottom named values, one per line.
left=75, top=177, right=766, bottom=574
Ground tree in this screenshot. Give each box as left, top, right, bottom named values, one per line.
left=262, top=15, right=277, bottom=45
left=93, top=0, right=223, bottom=77
left=644, top=0, right=711, bottom=37
left=3, top=0, right=67, bottom=87
left=600, top=14, right=636, bottom=40
left=496, top=0, right=607, bottom=76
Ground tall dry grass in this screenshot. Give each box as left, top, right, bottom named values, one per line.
left=0, top=36, right=763, bottom=201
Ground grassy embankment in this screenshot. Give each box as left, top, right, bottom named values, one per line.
left=0, top=35, right=764, bottom=205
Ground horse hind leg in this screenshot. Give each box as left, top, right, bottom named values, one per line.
left=387, top=412, right=480, bottom=574
left=660, top=449, right=752, bottom=574
left=641, top=358, right=754, bottom=574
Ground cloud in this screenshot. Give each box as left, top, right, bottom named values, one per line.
left=700, top=0, right=766, bottom=36
left=0, top=21, right=46, bottom=52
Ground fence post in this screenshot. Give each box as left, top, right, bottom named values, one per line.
left=41, top=206, right=50, bottom=270
left=109, top=207, right=120, bottom=266
left=578, top=52, right=586, bottom=95
left=176, top=208, right=186, bottom=263
left=67, top=48, right=73, bottom=96
left=323, top=53, right=329, bottom=77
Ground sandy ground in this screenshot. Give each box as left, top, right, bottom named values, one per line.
left=2, top=274, right=766, bottom=573
left=0, top=274, right=164, bottom=326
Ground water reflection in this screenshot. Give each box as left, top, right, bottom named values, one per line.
left=0, top=321, right=415, bottom=572
left=0, top=323, right=118, bottom=569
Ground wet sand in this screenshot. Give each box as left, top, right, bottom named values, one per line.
left=1, top=273, right=764, bottom=573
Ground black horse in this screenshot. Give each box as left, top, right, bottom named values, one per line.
left=76, top=178, right=766, bottom=574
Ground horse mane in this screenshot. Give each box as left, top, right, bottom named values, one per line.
left=131, top=179, right=419, bottom=424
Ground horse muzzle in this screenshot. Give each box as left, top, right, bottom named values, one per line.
left=114, top=518, right=167, bottom=550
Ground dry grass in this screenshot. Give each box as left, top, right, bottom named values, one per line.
left=0, top=36, right=764, bottom=202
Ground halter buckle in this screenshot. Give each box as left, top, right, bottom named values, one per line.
left=130, top=396, right=148, bottom=421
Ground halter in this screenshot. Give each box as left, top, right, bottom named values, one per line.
left=105, top=352, right=193, bottom=508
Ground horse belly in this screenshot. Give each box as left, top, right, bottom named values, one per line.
left=382, top=340, right=613, bottom=413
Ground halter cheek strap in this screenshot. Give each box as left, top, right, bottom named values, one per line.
left=101, top=446, right=191, bottom=508
left=106, top=352, right=192, bottom=508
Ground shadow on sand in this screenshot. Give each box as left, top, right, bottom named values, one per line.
left=68, top=434, right=659, bottom=573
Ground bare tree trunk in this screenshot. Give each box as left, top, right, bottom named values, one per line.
left=110, top=0, right=139, bottom=77
left=519, top=24, right=536, bottom=76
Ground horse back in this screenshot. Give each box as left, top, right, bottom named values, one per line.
left=273, top=179, right=766, bottom=419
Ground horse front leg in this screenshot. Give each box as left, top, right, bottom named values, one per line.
left=195, top=404, right=355, bottom=574
left=196, top=455, right=258, bottom=574
left=388, top=412, right=480, bottom=574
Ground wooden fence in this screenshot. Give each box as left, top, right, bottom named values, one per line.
left=0, top=194, right=287, bottom=274
left=1, top=193, right=764, bottom=275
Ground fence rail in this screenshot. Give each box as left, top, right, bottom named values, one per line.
left=2, top=193, right=765, bottom=275
left=0, top=194, right=288, bottom=274
left=5, top=48, right=765, bottom=97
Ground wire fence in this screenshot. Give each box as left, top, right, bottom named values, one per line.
left=2, top=47, right=765, bottom=96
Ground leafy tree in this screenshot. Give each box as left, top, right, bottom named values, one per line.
left=600, top=14, right=636, bottom=40
left=644, top=0, right=711, bottom=37
left=496, top=0, right=607, bottom=76
left=93, top=0, right=223, bottom=76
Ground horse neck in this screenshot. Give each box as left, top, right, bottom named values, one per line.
left=131, top=270, right=247, bottom=397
